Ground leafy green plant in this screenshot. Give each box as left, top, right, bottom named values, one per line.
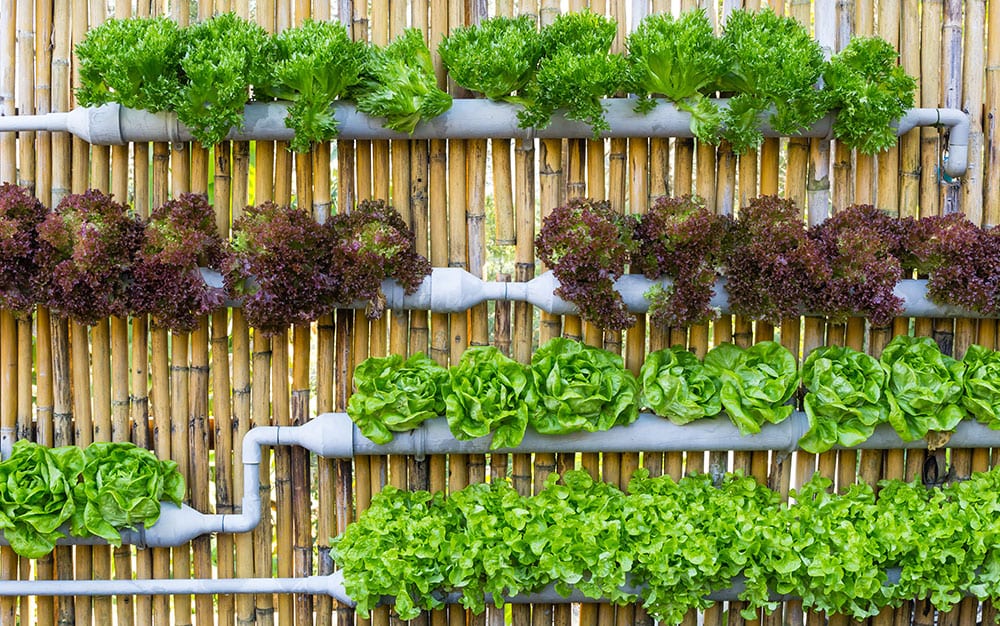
left=960, top=343, right=1000, bottom=429
left=354, top=28, right=452, bottom=134
left=825, top=36, right=916, bottom=154
left=0, top=440, right=84, bottom=559
left=799, top=345, right=894, bottom=453
left=703, top=341, right=798, bottom=435
left=75, top=16, right=184, bottom=112
left=72, top=442, right=186, bottom=545
left=627, top=10, right=727, bottom=143
left=261, top=19, right=368, bottom=152
left=0, top=182, right=46, bottom=314
left=639, top=345, right=721, bottom=424
left=527, top=337, right=639, bottom=434
left=439, top=16, right=543, bottom=104
left=445, top=346, right=532, bottom=450
left=718, top=9, right=827, bottom=153
left=176, top=13, right=274, bottom=146
left=348, top=353, right=450, bottom=444
left=879, top=335, right=966, bottom=441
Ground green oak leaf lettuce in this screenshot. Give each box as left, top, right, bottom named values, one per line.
left=799, top=345, right=895, bottom=453
left=704, top=341, right=797, bottom=435
left=348, top=352, right=450, bottom=444
left=0, top=440, right=84, bottom=559
left=640, top=345, right=721, bottom=424
left=527, top=337, right=639, bottom=434
left=879, top=335, right=966, bottom=441
left=960, top=343, right=1000, bottom=429
left=71, top=442, right=186, bottom=546
left=445, top=346, right=532, bottom=449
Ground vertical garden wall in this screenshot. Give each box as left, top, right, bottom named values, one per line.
left=0, top=0, right=997, bottom=625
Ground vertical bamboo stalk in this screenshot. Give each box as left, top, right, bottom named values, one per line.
left=0, top=309, right=16, bottom=626
left=920, top=0, right=942, bottom=219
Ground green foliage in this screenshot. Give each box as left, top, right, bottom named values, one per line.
left=800, top=345, right=893, bottom=453
left=438, top=16, right=543, bottom=103
left=719, top=9, right=828, bottom=153
left=825, top=36, right=916, bottom=154
left=176, top=13, right=274, bottom=146
left=703, top=341, right=798, bottom=435
left=960, top=343, right=1000, bottom=429
left=354, top=29, right=452, bottom=134
left=527, top=337, right=639, bottom=434
left=72, top=442, right=186, bottom=545
left=627, top=10, right=727, bottom=142
left=348, top=353, right=450, bottom=444
left=263, top=19, right=368, bottom=152
left=880, top=335, right=966, bottom=441
left=639, top=346, right=721, bottom=425
left=75, top=16, right=183, bottom=111
left=445, top=346, right=532, bottom=450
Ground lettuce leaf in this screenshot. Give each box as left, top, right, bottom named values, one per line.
left=960, top=343, right=1000, bottom=429
left=445, top=346, right=532, bottom=449
left=527, top=337, right=639, bottom=434
left=640, top=345, right=721, bottom=424
left=800, top=345, right=893, bottom=453
left=704, top=341, right=797, bottom=435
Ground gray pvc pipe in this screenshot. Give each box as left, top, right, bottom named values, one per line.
left=0, top=101, right=969, bottom=176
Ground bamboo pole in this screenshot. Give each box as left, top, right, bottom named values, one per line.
left=0, top=312, right=15, bottom=626
left=251, top=330, right=274, bottom=626
left=920, top=0, right=943, bottom=220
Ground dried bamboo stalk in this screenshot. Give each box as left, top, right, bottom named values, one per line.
left=251, top=331, right=275, bottom=626
left=919, top=0, right=943, bottom=219
left=272, top=329, right=296, bottom=625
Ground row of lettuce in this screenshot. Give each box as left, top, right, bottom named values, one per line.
left=0, top=440, right=185, bottom=559
left=349, top=335, right=1000, bottom=454
left=5, top=181, right=1000, bottom=335
left=76, top=9, right=914, bottom=153
left=333, top=465, right=1000, bottom=621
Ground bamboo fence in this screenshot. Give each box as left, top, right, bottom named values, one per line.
left=0, top=0, right=994, bottom=624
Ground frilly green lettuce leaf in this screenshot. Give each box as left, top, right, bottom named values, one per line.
left=704, top=341, right=797, bottom=435
left=961, top=343, right=1000, bottom=429
left=445, top=346, right=532, bottom=449
left=640, top=345, right=721, bottom=424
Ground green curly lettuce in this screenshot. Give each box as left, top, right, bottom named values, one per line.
left=71, top=442, right=186, bottom=546
left=0, top=440, right=84, bottom=559
left=348, top=352, right=450, bottom=444
left=75, top=16, right=184, bottom=112
left=355, top=28, right=452, bottom=134
left=799, top=345, right=895, bottom=453
left=627, top=9, right=727, bottom=143
left=640, top=345, right=721, bottom=424
left=445, top=346, right=532, bottom=449
left=879, top=335, right=966, bottom=442
left=824, top=36, right=916, bottom=154
left=527, top=337, right=639, bottom=434
left=438, top=15, right=543, bottom=104
left=960, top=343, right=1000, bottom=429
left=704, top=341, right=798, bottom=435
left=262, top=19, right=368, bottom=152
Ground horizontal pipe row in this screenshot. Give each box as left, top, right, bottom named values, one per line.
left=0, top=101, right=970, bottom=176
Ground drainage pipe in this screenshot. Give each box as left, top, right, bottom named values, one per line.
left=0, top=101, right=969, bottom=176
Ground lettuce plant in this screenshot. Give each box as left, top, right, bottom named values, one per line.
left=35, top=189, right=144, bottom=325
left=704, top=341, right=798, bottom=435
left=72, top=442, right=186, bottom=545
left=639, top=346, right=721, bottom=424
left=0, top=440, right=84, bottom=559
left=633, top=195, right=727, bottom=328
left=75, top=16, right=183, bottom=112
left=261, top=19, right=368, bottom=152
left=354, top=28, right=452, bottom=134
left=328, top=199, right=431, bottom=320
left=527, top=337, right=639, bottom=434
left=133, top=193, right=226, bottom=332
left=348, top=353, right=450, bottom=444
left=879, top=335, right=966, bottom=441
left=799, top=345, right=894, bottom=453
left=0, top=183, right=46, bottom=314
left=960, top=343, right=1000, bottom=429
left=535, top=198, right=637, bottom=330
left=225, top=201, right=338, bottom=334
left=627, top=10, right=727, bottom=142
left=445, top=346, right=532, bottom=450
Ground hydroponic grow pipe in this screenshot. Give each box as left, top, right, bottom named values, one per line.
left=0, top=100, right=970, bottom=176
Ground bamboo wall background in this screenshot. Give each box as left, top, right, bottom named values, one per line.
left=0, top=0, right=996, bottom=624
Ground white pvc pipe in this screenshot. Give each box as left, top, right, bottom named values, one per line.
left=0, top=101, right=969, bottom=175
